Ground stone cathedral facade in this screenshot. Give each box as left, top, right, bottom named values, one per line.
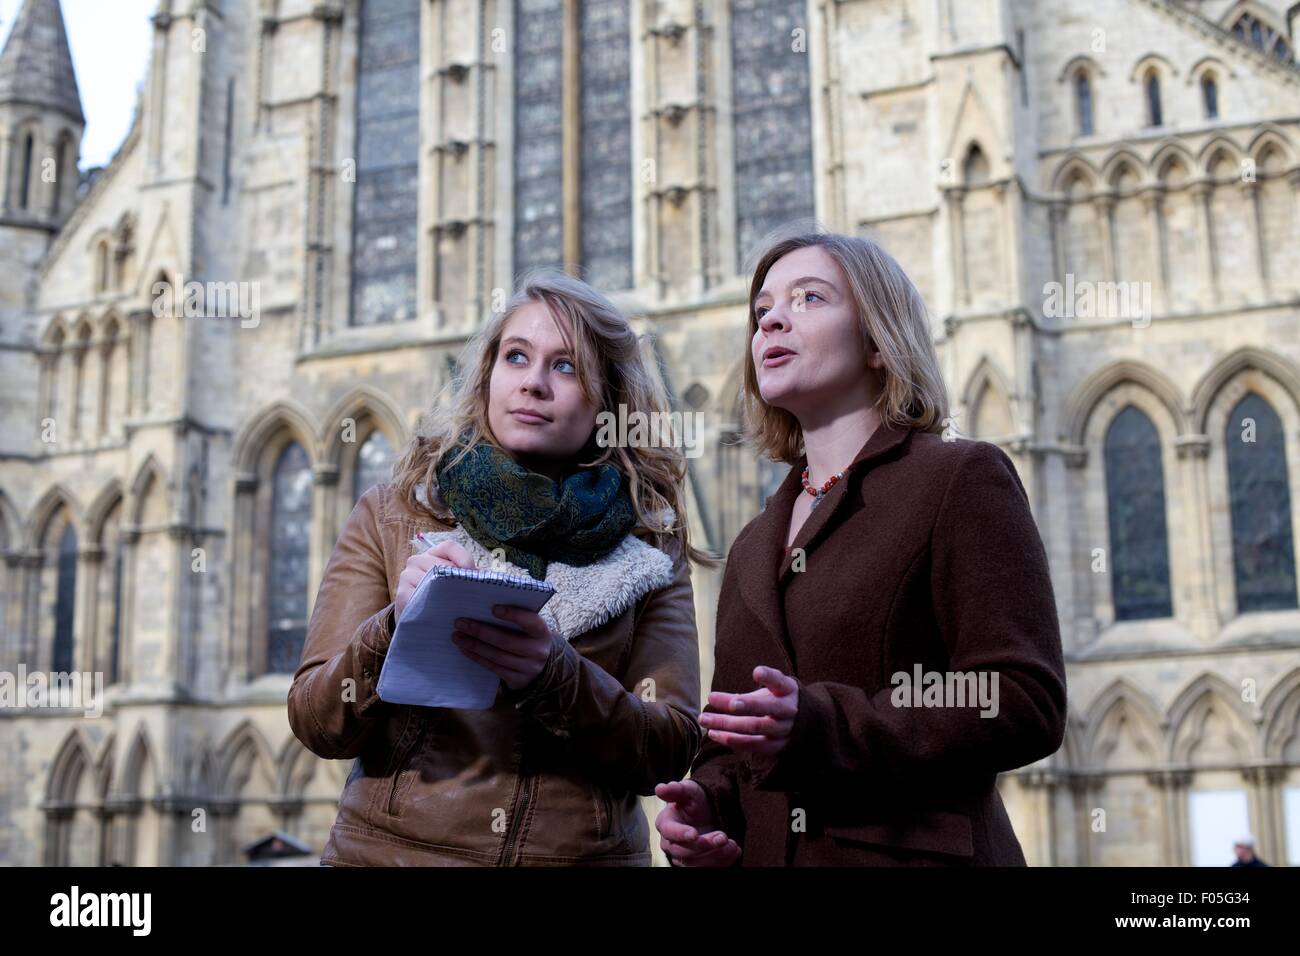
left=0, top=0, right=1298, bottom=866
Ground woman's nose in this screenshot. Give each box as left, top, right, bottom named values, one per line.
left=759, top=305, right=789, bottom=333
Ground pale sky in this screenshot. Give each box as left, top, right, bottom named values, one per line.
left=0, top=0, right=156, bottom=169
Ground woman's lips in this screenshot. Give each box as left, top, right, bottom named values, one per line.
left=762, top=352, right=796, bottom=368
left=510, top=409, right=550, bottom=425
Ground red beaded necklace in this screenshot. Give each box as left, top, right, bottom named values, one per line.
left=801, top=466, right=846, bottom=510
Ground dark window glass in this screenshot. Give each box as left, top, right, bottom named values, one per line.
left=1076, top=71, right=1094, bottom=136
left=1105, top=406, right=1173, bottom=620
left=1226, top=393, right=1297, bottom=613
left=53, top=523, right=77, bottom=672
left=579, top=0, right=633, bottom=290
left=1145, top=72, right=1162, bottom=127
left=731, top=0, right=815, bottom=272
left=513, top=0, right=566, bottom=278
left=1202, top=75, right=1218, bottom=119
left=354, top=430, right=395, bottom=502
left=267, top=443, right=313, bottom=673
left=19, top=134, right=34, bottom=211
left=350, top=0, right=420, bottom=325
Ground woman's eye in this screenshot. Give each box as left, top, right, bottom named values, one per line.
left=802, top=291, right=822, bottom=304
left=505, top=349, right=526, bottom=364
left=755, top=306, right=769, bottom=319
left=554, top=359, right=575, bottom=374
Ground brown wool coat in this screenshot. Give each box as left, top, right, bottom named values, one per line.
left=689, top=423, right=1068, bottom=866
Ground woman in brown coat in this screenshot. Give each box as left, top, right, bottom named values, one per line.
left=289, top=270, right=706, bottom=865
left=655, top=232, right=1067, bottom=866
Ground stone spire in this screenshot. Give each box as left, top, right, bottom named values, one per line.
left=0, top=0, right=83, bottom=124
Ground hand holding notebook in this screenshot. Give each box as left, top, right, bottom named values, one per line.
left=378, top=549, right=557, bottom=709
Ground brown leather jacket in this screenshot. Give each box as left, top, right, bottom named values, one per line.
left=288, top=481, right=702, bottom=865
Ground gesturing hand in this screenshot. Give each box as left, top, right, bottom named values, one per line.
left=654, top=780, right=741, bottom=867
left=700, top=666, right=799, bottom=757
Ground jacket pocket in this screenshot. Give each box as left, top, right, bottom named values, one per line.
left=383, top=713, right=429, bottom=818
left=822, top=808, right=974, bottom=858
left=590, top=782, right=614, bottom=841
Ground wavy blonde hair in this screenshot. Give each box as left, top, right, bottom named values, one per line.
left=392, top=269, right=715, bottom=566
left=743, top=231, right=950, bottom=464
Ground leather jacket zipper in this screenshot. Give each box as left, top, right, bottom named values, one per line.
left=499, top=773, right=538, bottom=866
left=385, top=720, right=427, bottom=817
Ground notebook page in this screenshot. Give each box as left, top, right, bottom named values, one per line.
left=377, top=565, right=556, bottom=709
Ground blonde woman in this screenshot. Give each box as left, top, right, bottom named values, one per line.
left=289, top=270, right=708, bottom=866
left=655, top=232, right=1067, bottom=866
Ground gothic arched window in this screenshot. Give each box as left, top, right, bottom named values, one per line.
left=1075, top=70, right=1094, bottom=136
left=731, top=0, right=816, bottom=272
left=1231, top=12, right=1294, bottom=62
left=266, top=443, right=313, bottom=673
left=1202, top=74, right=1219, bottom=120
left=1226, top=393, right=1297, bottom=612
left=1144, top=70, right=1163, bottom=127
left=349, top=0, right=420, bottom=325
left=53, top=523, right=77, bottom=672
left=1104, top=405, right=1174, bottom=620
left=353, top=429, right=395, bottom=503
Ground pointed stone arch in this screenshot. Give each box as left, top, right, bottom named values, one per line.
left=117, top=723, right=161, bottom=799
left=1191, top=346, right=1300, bottom=433
left=215, top=720, right=278, bottom=799
left=1151, top=141, right=1196, bottom=183
left=1051, top=154, right=1101, bottom=195
left=1199, top=135, right=1246, bottom=178
left=960, top=356, right=1017, bottom=441
left=231, top=400, right=319, bottom=479
left=1082, top=679, right=1165, bottom=771
left=1101, top=149, right=1149, bottom=191
left=26, top=484, right=82, bottom=548
left=1063, top=360, right=1188, bottom=447
left=319, top=385, right=408, bottom=464
left=1167, top=673, right=1259, bottom=765
left=1262, top=667, right=1300, bottom=761
left=1245, top=126, right=1295, bottom=172
left=84, top=480, right=125, bottom=545
left=128, top=454, right=171, bottom=527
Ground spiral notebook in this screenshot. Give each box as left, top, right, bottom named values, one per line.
left=377, top=564, right=556, bottom=709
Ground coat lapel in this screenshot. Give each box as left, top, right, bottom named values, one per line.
left=733, top=424, right=915, bottom=671
left=776, top=422, right=913, bottom=581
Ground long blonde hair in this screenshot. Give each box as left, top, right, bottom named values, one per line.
left=392, top=269, right=714, bottom=566
left=743, top=231, right=950, bottom=464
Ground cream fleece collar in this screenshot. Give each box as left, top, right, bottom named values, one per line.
left=414, top=522, right=675, bottom=641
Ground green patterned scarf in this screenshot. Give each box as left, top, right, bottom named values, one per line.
left=435, top=440, right=636, bottom=580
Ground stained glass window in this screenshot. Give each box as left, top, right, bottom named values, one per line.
left=350, top=0, right=420, bottom=325
left=579, top=0, right=633, bottom=290
left=1104, top=406, right=1173, bottom=620
left=110, top=536, right=124, bottom=684
left=731, top=0, right=815, bottom=272
left=53, top=523, right=77, bottom=673
left=1226, top=393, right=1297, bottom=613
left=513, top=0, right=565, bottom=279
left=354, top=429, right=395, bottom=502
left=267, top=442, right=313, bottom=673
